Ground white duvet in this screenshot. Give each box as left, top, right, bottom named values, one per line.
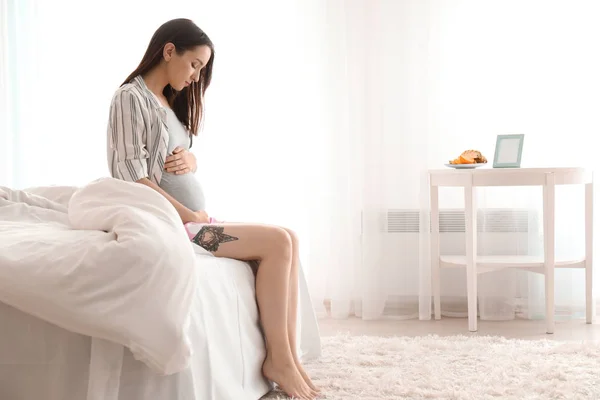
left=0, top=178, right=198, bottom=375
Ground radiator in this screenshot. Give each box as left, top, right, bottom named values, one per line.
left=383, top=208, right=540, bottom=299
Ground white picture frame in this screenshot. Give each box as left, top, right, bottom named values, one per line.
left=493, top=134, right=525, bottom=168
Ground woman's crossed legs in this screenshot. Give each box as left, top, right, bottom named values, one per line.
left=185, top=223, right=318, bottom=400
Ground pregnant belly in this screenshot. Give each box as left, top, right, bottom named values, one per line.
left=159, top=173, right=206, bottom=211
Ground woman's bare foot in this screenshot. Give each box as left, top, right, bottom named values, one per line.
left=294, top=359, right=319, bottom=393
left=263, top=355, right=315, bottom=400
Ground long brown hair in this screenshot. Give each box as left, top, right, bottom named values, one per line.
left=123, top=18, right=215, bottom=136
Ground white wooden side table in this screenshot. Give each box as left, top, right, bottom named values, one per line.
left=428, top=167, right=593, bottom=333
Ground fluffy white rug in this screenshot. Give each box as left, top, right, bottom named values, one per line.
left=262, top=334, right=600, bottom=399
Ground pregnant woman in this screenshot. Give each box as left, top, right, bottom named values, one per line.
left=106, top=18, right=317, bottom=400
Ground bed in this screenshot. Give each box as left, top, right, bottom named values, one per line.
left=0, top=179, right=321, bottom=400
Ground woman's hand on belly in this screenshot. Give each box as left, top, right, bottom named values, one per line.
left=165, top=146, right=196, bottom=174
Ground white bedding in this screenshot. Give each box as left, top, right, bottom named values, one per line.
left=0, top=178, right=322, bottom=399
left=0, top=254, right=272, bottom=400
left=0, top=177, right=202, bottom=374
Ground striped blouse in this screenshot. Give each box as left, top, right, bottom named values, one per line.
left=106, top=75, right=170, bottom=185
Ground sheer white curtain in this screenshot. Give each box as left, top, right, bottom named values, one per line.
left=307, top=0, right=429, bottom=320
left=0, top=0, right=38, bottom=188
left=2, top=0, right=600, bottom=324
left=0, top=0, right=7, bottom=186
left=311, top=0, right=600, bottom=322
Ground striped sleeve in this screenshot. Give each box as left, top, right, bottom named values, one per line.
left=108, top=90, right=149, bottom=182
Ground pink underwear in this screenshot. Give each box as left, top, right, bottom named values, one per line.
left=184, top=217, right=222, bottom=240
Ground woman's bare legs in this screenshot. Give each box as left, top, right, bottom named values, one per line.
left=190, top=223, right=316, bottom=400
left=204, top=223, right=318, bottom=392
left=280, top=228, right=319, bottom=392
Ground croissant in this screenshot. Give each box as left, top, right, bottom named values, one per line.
left=449, top=150, right=488, bottom=165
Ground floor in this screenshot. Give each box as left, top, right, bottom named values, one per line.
left=317, top=316, right=600, bottom=341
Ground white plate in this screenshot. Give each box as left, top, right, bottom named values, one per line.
left=444, top=163, right=487, bottom=169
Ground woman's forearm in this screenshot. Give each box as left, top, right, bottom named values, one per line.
left=136, top=177, right=197, bottom=223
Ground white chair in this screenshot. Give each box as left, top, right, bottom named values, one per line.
left=429, top=168, right=594, bottom=333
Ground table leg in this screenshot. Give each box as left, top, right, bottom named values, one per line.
left=431, top=184, right=441, bottom=320
left=543, top=173, right=555, bottom=334
left=465, top=183, right=477, bottom=332
left=586, top=180, right=594, bottom=324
